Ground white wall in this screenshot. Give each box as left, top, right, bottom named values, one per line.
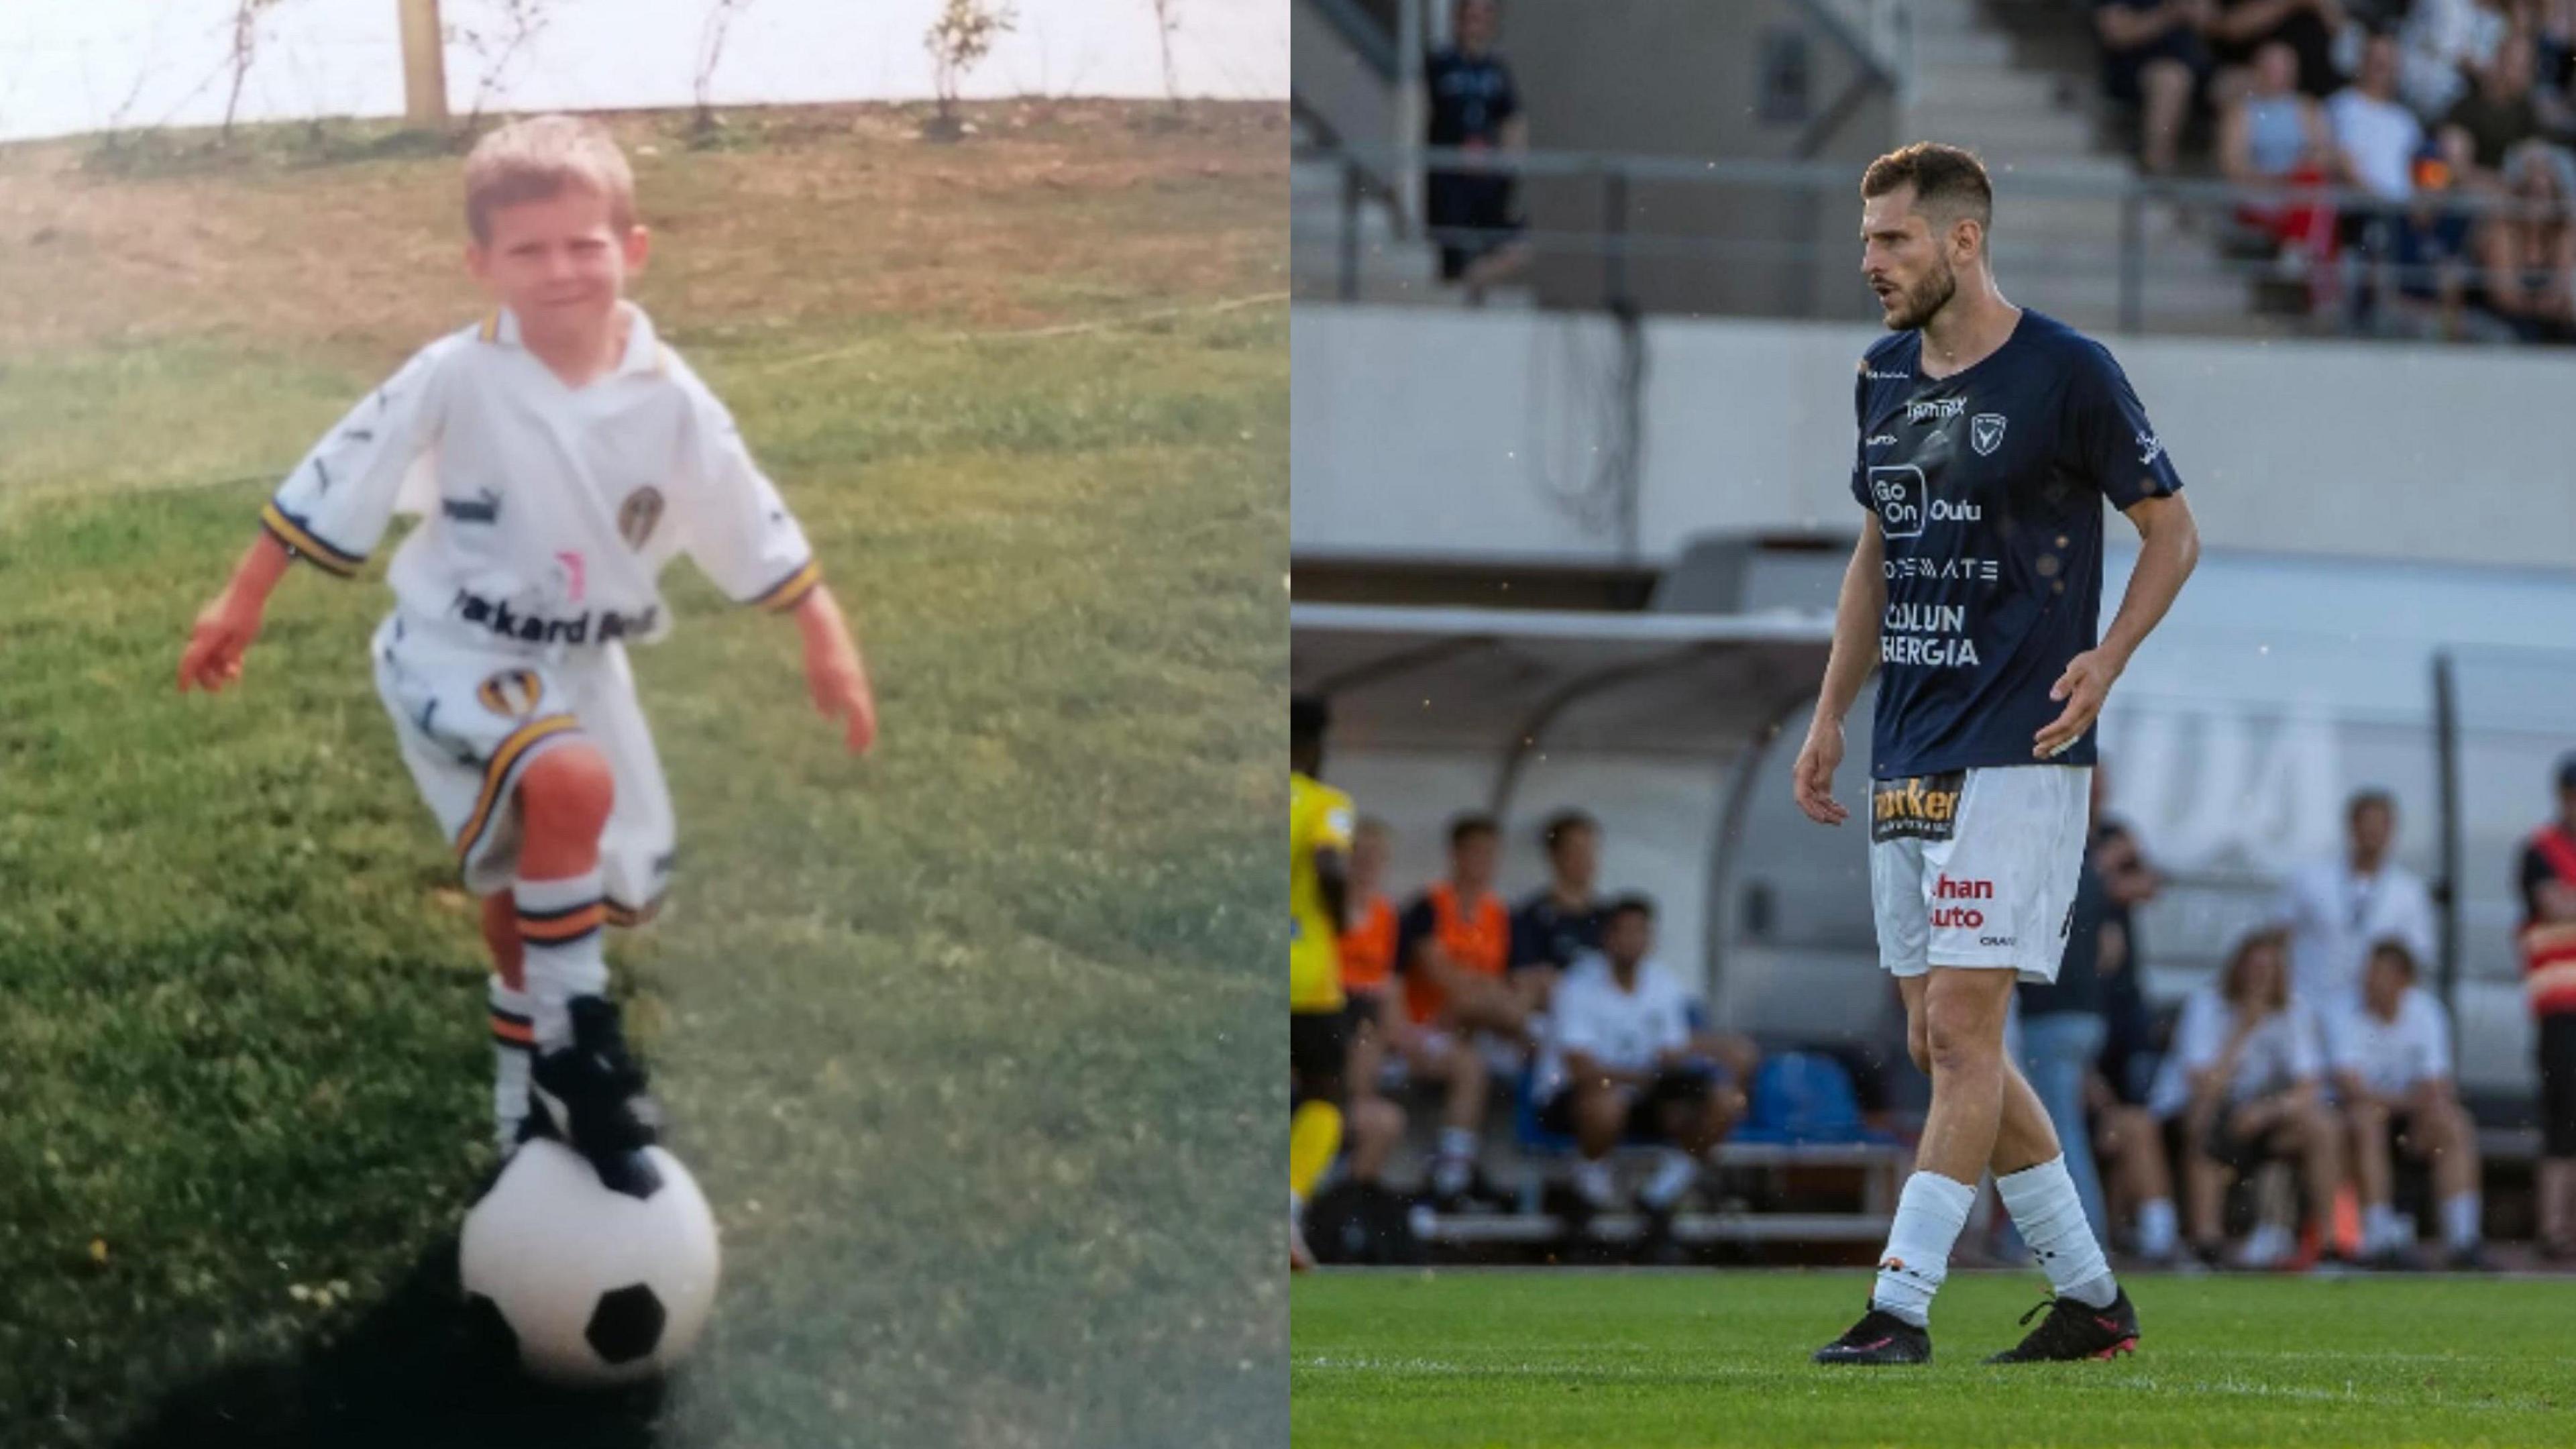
left=1292, top=305, right=2576, bottom=570
left=1, top=0, right=1286, bottom=143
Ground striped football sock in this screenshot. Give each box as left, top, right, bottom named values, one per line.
left=515, top=870, right=610, bottom=1051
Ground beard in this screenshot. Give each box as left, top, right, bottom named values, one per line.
left=1882, top=260, right=1957, bottom=331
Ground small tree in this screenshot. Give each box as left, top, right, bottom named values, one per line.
left=694, top=0, right=757, bottom=136
left=923, top=0, right=1016, bottom=139
left=220, top=0, right=290, bottom=142
left=1146, top=0, right=1181, bottom=115
left=448, top=0, right=556, bottom=136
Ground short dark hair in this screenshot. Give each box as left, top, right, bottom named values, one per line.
left=1450, top=813, right=1499, bottom=849
left=1291, top=695, right=1329, bottom=750
left=2349, top=788, right=2396, bottom=822
left=2555, top=753, right=2576, bottom=794
left=1605, top=893, right=1655, bottom=924
left=1861, top=142, right=1993, bottom=233
left=1542, top=810, right=1599, bottom=856
left=2369, top=936, right=2419, bottom=978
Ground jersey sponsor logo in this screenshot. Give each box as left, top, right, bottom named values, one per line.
left=1861, top=366, right=1909, bottom=381
left=1885, top=556, right=1998, bottom=583
left=556, top=551, right=586, bottom=604
left=2137, top=431, right=2164, bottom=466
left=1868, top=465, right=1926, bottom=539
left=1933, top=875, right=1994, bottom=900
left=1866, top=433, right=1898, bottom=447
left=1907, top=397, right=1966, bottom=423
left=475, top=668, right=545, bottom=718
left=1929, top=904, right=1986, bottom=929
left=441, top=488, right=502, bottom=524
left=618, top=487, right=666, bottom=549
left=1979, top=934, right=2018, bottom=948
left=1881, top=600, right=1981, bottom=668
left=1970, top=413, right=2007, bottom=456
left=450, top=588, right=661, bottom=647
left=1870, top=770, right=1964, bottom=843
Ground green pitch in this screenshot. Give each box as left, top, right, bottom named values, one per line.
left=0, top=105, right=1283, bottom=1448
left=1293, top=1270, right=2573, bottom=1448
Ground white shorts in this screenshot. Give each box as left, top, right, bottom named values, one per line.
left=371, top=613, right=676, bottom=920
left=1868, top=764, right=2090, bottom=985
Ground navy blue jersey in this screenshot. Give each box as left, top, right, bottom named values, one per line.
left=1849, top=311, right=2182, bottom=779
left=1425, top=46, right=1519, bottom=148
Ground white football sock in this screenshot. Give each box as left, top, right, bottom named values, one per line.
left=1997, top=1156, right=2118, bottom=1309
left=2239, top=1221, right=2293, bottom=1268
left=488, top=974, right=533, bottom=1150
left=1639, top=1149, right=1698, bottom=1210
left=515, top=870, right=609, bottom=1050
left=2443, top=1192, right=2482, bottom=1251
left=1432, top=1127, right=1478, bottom=1197
left=1573, top=1158, right=1619, bottom=1208
left=2364, top=1202, right=2404, bottom=1254
left=1872, top=1171, right=1976, bottom=1328
left=2135, top=1197, right=2178, bottom=1258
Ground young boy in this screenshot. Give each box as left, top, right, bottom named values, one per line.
left=176, top=115, right=877, bottom=1177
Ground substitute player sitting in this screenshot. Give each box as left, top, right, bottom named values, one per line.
left=2331, top=938, right=2487, bottom=1269
left=1796, top=143, right=2198, bottom=1365
left=177, top=115, right=877, bottom=1179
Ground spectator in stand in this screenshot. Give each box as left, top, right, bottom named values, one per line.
left=2273, top=788, right=2439, bottom=1014
left=2472, top=138, right=2576, bottom=338
left=2079, top=822, right=2186, bottom=1264
left=2096, top=0, right=2218, bottom=175
left=2161, top=927, right=2345, bottom=1269
left=1532, top=896, right=1748, bottom=1260
left=2440, top=31, right=2550, bottom=189
left=2206, top=0, right=2350, bottom=99
left=2326, top=30, right=2479, bottom=329
left=2534, top=0, right=2576, bottom=96
left=2399, top=0, right=2513, bottom=119
left=1337, top=818, right=1408, bottom=1191
left=1393, top=813, right=1525, bottom=1211
left=2221, top=40, right=2340, bottom=261
left=2516, top=753, right=2576, bottom=1260
left=1510, top=810, right=1607, bottom=1014
left=1424, top=0, right=1529, bottom=305
left=2328, top=938, right=2488, bottom=1268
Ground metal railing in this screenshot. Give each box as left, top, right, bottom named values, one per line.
left=1297, top=140, right=2576, bottom=341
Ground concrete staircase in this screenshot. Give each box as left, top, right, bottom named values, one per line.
left=1898, top=0, right=2279, bottom=336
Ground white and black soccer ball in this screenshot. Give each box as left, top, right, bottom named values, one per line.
left=460, top=1138, right=721, bottom=1387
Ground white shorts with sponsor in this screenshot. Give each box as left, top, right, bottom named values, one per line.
left=370, top=612, right=676, bottom=920
left=1868, top=764, right=2090, bottom=984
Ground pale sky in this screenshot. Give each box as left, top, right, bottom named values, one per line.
left=0, top=0, right=1288, bottom=142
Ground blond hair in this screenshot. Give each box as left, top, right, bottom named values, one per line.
left=462, top=114, right=637, bottom=245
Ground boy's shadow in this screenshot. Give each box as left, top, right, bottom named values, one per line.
left=114, top=1234, right=672, bottom=1449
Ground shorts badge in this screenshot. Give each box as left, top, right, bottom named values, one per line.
left=1870, top=771, right=1965, bottom=844
left=476, top=669, right=545, bottom=718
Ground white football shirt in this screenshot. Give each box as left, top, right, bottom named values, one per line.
left=2270, top=857, right=2438, bottom=1012
left=261, top=302, right=818, bottom=655
left=1534, top=953, right=1701, bottom=1099
left=2328, top=987, right=2455, bottom=1101
left=2149, top=984, right=2326, bottom=1116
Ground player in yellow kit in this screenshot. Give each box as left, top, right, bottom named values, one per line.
left=1290, top=696, right=1356, bottom=1271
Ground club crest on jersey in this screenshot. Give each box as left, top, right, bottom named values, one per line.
left=619, top=487, right=665, bottom=549
left=476, top=669, right=545, bottom=718
left=1870, top=771, right=1965, bottom=844
left=1971, top=413, right=2007, bottom=456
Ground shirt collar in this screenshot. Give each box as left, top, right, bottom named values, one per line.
left=480, top=301, right=663, bottom=376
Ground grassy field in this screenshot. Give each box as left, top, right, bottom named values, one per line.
left=1291, top=1270, right=2576, bottom=1448
left=0, top=103, right=1284, bottom=1448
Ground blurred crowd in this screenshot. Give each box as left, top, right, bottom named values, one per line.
left=2098, top=0, right=2576, bottom=337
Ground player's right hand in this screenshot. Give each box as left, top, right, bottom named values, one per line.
left=1792, top=719, right=1848, bottom=826
left=178, top=592, right=260, bottom=694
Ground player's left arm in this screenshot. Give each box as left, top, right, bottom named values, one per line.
left=789, top=584, right=879, bottom=757
left=2035, top=343, right=2202, bottom=760
left=672, top=372, right=877, bottom=755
